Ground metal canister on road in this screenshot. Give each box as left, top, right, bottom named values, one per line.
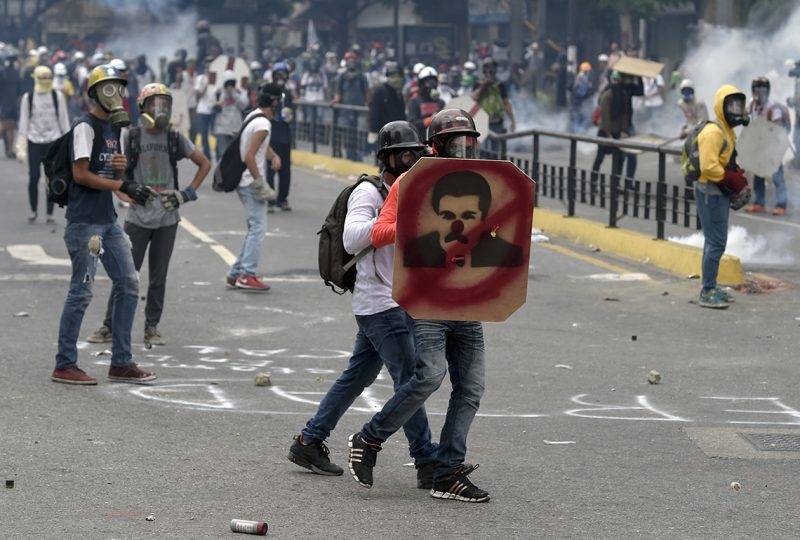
left=230, top=519, right=268, bottom=535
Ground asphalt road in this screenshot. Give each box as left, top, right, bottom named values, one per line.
left=1, top=154, right=800, bottom=538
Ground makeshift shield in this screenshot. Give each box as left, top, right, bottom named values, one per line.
left=610, top=57, right=663, bottom=79
left=737, top=116, right=790, bottom=178
left=207, top=55, right=251, bottom=92
left=393, top=157, right=534, bottom=322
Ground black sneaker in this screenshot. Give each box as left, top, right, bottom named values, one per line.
left=287, top=435, right=343, bottom=476
left=348, top=432, right=380, bottom=488
left=430, top=464, right=490, bottom=503
left=416, top=462, right=437, bottom=489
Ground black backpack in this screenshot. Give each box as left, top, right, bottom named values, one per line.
left=44, top=114, right=103, bottom=208
left=125, top=126, right=181, bottom=187
left=318, top=174, right=388, bottom=294
left=212, top=112, right=265, bottom=192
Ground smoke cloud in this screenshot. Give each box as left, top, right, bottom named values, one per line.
left=669, top=225, right=795, bottom=266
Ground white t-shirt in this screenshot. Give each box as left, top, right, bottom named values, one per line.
left=643, top=75, right=665, bottom=108
left=238, top=109, right=272, bottom=188
left=18, top=91, right=70, bottom=144
left=194, top=74, right=216, bottom=115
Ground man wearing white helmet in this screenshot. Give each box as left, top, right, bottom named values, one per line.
left=406, top=66, right=444, bottom=139
left=18, top=65, right=70, bottom=223
left=212, top=70, right=248, bottom=159
left=53, top=62, right=75, bottom=99
left=677, top=79, right=708, bottom=139
left=403, top=62, right=427, bottom=101
left=110, top=58, right=139, bottom=125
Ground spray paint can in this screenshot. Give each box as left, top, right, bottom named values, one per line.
left=230, top=519, right=268, bottom=535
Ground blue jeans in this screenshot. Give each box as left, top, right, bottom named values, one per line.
left=228, top=185, right=267, bottom=278
left=56, top=222, right=139, bottom=370
left=302, top=307, right=437, bottom=464
left=753, top=165, right=787, bottom=208
left=196, top=113, right=214, bottom=160
left=695, top=184, right=730, bottom=291
left=362, top=319, right=485, bottom=478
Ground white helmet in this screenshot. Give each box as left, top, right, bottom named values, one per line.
left=597, top=53, right=609, bottom=63
left=109, top=58, right=128, bottom=73
left=73, top=51, right=85, bottom=61
left=412, top=62, right=425, bottom=75
left=54, top=62, right=67, bottom=76
left=463, top=61, right=477, bottom=72
left=679, top=78, right=694, bottom=90
left=249, top=61, right=263, bottom=71
left=418, top=66, right=438, bottom=81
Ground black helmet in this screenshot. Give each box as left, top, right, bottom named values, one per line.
left=377, top=121, right=426, bottom=175
left=426, top=108, right=480, bottom=143
left=257, top=81, right=284, bottom=108
left=751, top=76, right=770, bottom=90
left=384, top=61, right=402, bottom=77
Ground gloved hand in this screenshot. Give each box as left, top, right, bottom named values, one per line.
left=160, top=186, right=197, bottom=211
left=250, top=176, right=277, bottom=203
left=120, top=181, right=157, bottom=206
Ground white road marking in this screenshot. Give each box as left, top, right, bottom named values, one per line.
left=701, top=397, right=800, bottom=426
left=7, top=244, right=70, bottom=266
left=0, top=273, right=107, bottom=282
left=565, top=394, right=690, bottom=422
left=129, top=383, right=234, bottom=409
left=574, top=273, right=651, bottom=282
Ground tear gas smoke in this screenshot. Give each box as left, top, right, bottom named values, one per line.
left=669, top=225, right=795, bottom=266
left=97, top=1, right=197, bottom=67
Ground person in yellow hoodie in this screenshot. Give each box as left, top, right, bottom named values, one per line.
left=694, top=84, right=750, bottom=309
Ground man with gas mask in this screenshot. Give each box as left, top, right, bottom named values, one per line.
left=368, top=62, right=406, bottom=147
left=472, top=57, right=516, bottom=136
left=266, top=62, right=295, bottom=212
left=406, top=66, right=445, bottom=141
left=677, top=79, right=708, bottom=139
left=86, top=83, right=210, bottom=348
left=51, top=64, right=159, bottom=385
left=744, top=76, right=791, bottom=216
left=225, top=82, right=281, bottom=291
left=18, top=65, right=70, bottom=223
left=692, top=85, right=751, bottom=309
left=332, top=52, right=370, bottom=161
left=288, top=121, right=439, bottom=487
left=347, top=109, right=491, bottom=503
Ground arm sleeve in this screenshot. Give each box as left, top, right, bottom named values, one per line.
left=17, top=93, right=28, bottom=139
left=697, top=125, right=726, bottom=182
left=72, top=122, right=94, bottom=161
left=57, top=92, right=70, bottom=134
left=178, top=132, right=195, bottom=158
left=371, top=181, right=399, bottom=248
left=343, top=183, right=380, bottom=255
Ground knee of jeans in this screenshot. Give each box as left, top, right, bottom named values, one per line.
left=462, top=381, right=485, bottom=410
left=68, top=284, right=93, bottom=306
left=417, top=366, right=447, bottom=392
left=118, top=274, right=139, bottom=297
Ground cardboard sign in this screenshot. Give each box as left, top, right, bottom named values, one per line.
left=207, top=55, right=251, bottom=92
left=737, top=116, right=791, bottom=177
left=393, top=157, right=535, bottom=322
left=610, top=56, right=664, bottom=79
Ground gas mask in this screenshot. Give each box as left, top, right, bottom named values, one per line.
left=752, top=86, right=769, bottom=105
left=34, top=74, right=53, bottom=93
left=141, top=95, right=172, bottom=130
left=387, top=74, right=404, bottom=90
left=95, top=80, right=130, bottom=128
left=380, top=148, right=423, bottom=177
left=439, top=135, right=479, bottom=159
left=723, top=94, right=749, bottom=127
left=680, top=88, right=694, bottom=102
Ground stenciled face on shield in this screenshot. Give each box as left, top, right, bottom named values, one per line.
left=441, top=134, right=479, bottom=159
left=723, top=94, right=749, bottom=127
left=97, top=80, right=130, bottom=128
left=144, top=95, right=172, bottom=130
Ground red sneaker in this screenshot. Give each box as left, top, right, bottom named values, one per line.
left=235, top=275, right=271, bottom=292
left=108, top=362, right=157, bottom=384
left=51, top=365, right=97, bottom=385
left=745, top=204, right=766, bottom=214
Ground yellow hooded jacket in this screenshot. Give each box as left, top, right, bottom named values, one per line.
left=697, top=84, right=742, bottom=184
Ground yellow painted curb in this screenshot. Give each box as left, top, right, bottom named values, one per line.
left=293, top=149, right=378, bottom=179
left=291, top=150, right=744, bottom=285
left=533, top=209, right=744, bottom=285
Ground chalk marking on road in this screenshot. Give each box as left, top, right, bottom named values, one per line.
left=538, top=243, right=633, bottom=274
left=129, top=383, right=235, bottom=409
left=226, top=326, right=285, bottom=338
left=574, top=272, right=651, bottom=282
left=270, top=385, right=377, bottom=413
left=0, top=273, right=108, bottom=282
left=244, top=305, right=339, bottom=326
left=565, top=394, right=690, bottom=422
left=6, top=244, right=70, bottom=266
left=700, top=397, right=800, bottom=426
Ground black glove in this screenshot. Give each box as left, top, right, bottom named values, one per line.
left=120, top=181, right=156, bottom=206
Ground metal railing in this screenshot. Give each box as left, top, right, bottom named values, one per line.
left=291, top=101, right=699, bottom=240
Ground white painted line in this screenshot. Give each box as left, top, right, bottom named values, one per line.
left=575, top=273, right=651, bottom=282
left=129, top=383, right=235, bottom=409
left=7, top=244, right=70, bottom=266
left=701, top=396, right=800, bottom=425
left=0, top=273, right=108, bottom=282
left=564, top=394, right=690, bottom=422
